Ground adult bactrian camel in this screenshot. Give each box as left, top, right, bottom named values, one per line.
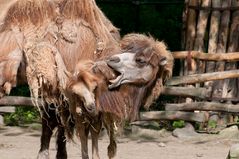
left=0, top=0, right=174, bottom=159
left=65, top=33, right=174, bottom=159
left=0, top=0, right=121, bottom=159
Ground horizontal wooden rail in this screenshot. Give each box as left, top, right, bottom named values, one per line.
left=140, top=111, right=207, bottom=122
left=166, top=70, right=239, bottom=86
left=172, top=51, right=239, bottom=61
left=0, top=96, right=45, bottom=107
left=162, top=87, right=210, bottom=99
left=0, top=107, right=15, bottom=113
left=165, top=102, right=239, bottom=113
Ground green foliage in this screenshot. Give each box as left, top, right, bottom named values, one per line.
left=4, top=85, right=39, bottom=126
left=172, top=120, right=185, bottom=128
left=208, top=120, right=217, bottom=129
left=4, top=107, right=40, bottom=126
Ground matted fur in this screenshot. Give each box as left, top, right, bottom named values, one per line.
left=62, top=0, right=115, bottom=38
left=0, top=0, right=121, bottom=159
left=61, top=0, right=120, bottom=54
left=0, top=26, right=24, bottom=96
left=1, top=0, right=56, bottom=31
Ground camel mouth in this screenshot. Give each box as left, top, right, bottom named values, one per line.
left=108, top=73, right=124, bottom=89
left=85, top=104, right=97, bottom=116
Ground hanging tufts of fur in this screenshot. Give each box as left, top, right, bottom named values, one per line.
left=24, top=39, right=69, bottom=117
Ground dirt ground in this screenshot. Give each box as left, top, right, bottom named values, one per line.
left=0, top=126, right=236, bottom=159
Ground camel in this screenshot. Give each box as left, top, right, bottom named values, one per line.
left=65, top=33, right=174, bottom=159
left=0, top=0, right=174, bottom=159
left=0, top=0, right=121, bottom=158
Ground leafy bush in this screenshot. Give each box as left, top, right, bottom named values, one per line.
left=172, top=120, right=185, bottom=128
left=4, top=107, right=40, bottom=126
left=4, top=86, right=40, bottom=126
left=208, top=120, right=217, bottom=129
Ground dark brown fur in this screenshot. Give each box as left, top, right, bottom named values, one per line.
left=67, top=34, right=173, bottom=158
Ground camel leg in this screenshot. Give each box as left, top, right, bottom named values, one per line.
left=37, top=108, right=58, bottom=159
left=103, top=114, right=117, bottom=159
left=90, top=117, right=102, bottom=159
left=77, top=121, right=90, bottom=159
left=107, top=124, right=117, bottom=159
left=56, top=126, right=67, bottom=159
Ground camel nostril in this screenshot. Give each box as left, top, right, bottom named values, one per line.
left=108, top=56, right=120, bottom=63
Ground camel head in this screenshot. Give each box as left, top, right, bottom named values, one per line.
left=66, top=61, right=100, bottom=116
left=107, top=33, right=173, bottom=89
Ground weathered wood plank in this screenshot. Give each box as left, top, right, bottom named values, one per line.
left=206, top=0, right=221, bottom=73
left=183, top=0, right=199, bottom=76
left=0, top=106, right=15, bottom=113
left=222, top=0, right=239, bottom=98
left=140, top=111, right=207, bottom=122
left=194, top=0, right=211, bottom=75
left=162, top=87, right=210, bottom=99
left=181, top=0, right=189, bottom=49
left=194, top=0, right=211, bottom=52
left=166, top=70, right=239, bottom=86
left=0, top=96, right=44, bottom=107
left=185, top=0, right=198, bottom=51
left=172, top=51, right=239, bottom=61
left=212, top=0, right=232, bottom=98
left=165, top=102, right=239, bottom=113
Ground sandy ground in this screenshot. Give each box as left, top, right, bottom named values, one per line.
left=0, top=126, right=236, bottom=159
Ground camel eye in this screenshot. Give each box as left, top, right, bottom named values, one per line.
left=136, top=58, right=147, bottom=65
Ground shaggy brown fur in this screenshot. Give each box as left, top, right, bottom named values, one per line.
left=0, top=0, right=121, bottom=159
left=1, top=0, right=56, bottom=31
left=0, top=30, right=23, bottom=96
left=67, top=34, right=173, bottom=159
left=0, top=1, right=173, bottom=159
left=119, top=33, right=174, bottom=112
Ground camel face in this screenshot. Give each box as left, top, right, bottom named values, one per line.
left=107, top=52, right=167, bottom=89
left=70, top=81, right=97, bottom=115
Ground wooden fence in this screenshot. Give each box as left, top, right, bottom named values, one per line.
left=139, top=50, right=239, bottom=126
